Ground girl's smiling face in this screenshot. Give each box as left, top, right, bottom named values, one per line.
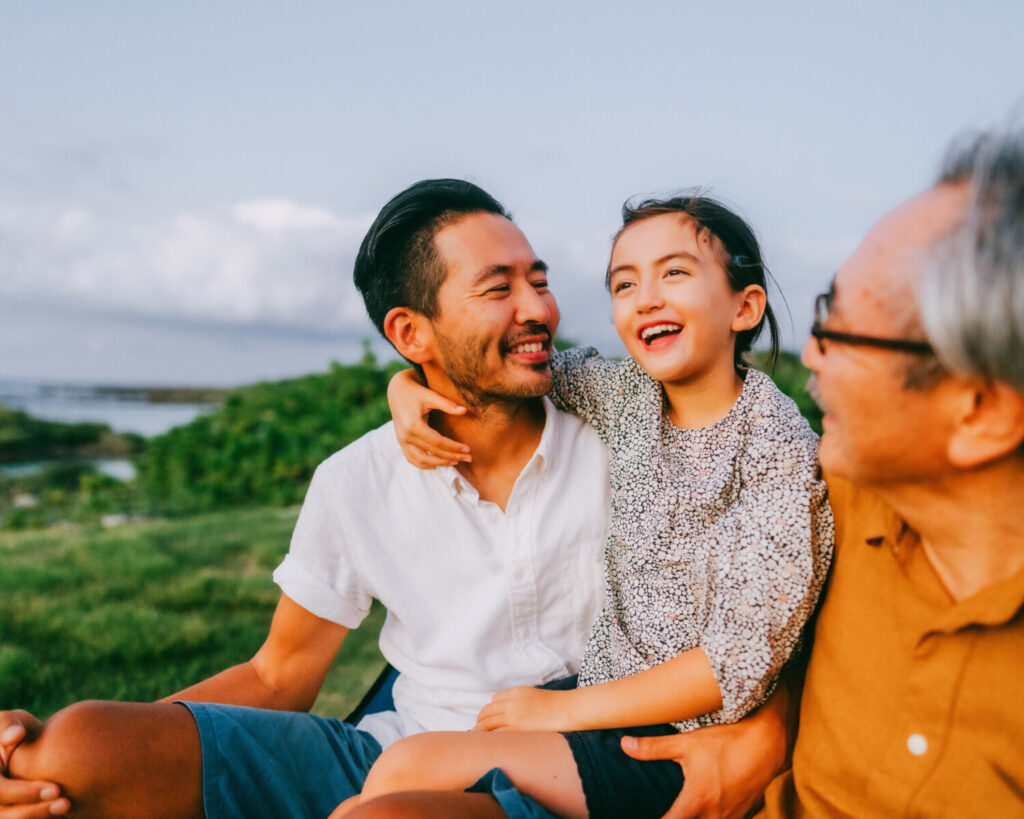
left=608, top=213, right=757, bottom=390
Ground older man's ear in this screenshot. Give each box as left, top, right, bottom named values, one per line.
left=383, top=307, right=437, bottom=366
left=946, top=378, right=1024, bottom=468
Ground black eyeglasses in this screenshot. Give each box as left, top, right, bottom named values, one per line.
left=811, top=293, right=933, bottom=355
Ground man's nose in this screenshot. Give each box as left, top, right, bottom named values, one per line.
left=514, top=283, right=554, bottom=325
left=801, top=333, right=822, bottom=370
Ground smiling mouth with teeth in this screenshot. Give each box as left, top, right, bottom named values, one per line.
left=639, top=323, right=683, bottom=345
left=507, top=341, right=545, bottom=354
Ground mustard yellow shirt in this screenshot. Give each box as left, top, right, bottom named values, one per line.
left=762, top=477, right=1024, bottom=817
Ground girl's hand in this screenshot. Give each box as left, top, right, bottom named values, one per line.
left=474, top=686, right=575, bottom=733
left=387, top=369, right=471, bottom=469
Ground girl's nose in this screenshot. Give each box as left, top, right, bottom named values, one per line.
left=636, top=278, right=664, bottom=312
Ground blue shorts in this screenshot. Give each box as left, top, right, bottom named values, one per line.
left=178, top=701, right=383, bottom=819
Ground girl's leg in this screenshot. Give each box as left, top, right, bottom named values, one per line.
left=349, top=730, right=585, bottom=819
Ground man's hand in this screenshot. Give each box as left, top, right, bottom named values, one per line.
left=0, top=711, right=70, bottom=817
left=474, top=686, right=575, bottom=732
left=621, top=705, right=788, bottom=819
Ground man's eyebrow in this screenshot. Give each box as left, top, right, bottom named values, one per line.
left=471, top=260, right=548, bottom=285
left=608, top=250, right=700, bottom=277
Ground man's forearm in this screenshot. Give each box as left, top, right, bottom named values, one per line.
left=160, top=659, right=318, bottom=712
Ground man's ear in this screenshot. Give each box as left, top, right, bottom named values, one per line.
left=731, top=285, right=767, bottom=333
left=947, top=379, right=1024, bottom=468
left=383, top=307, right=436, bottom=365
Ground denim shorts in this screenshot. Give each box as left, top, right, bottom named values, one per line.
left=178, top=701, right=383, bottom=819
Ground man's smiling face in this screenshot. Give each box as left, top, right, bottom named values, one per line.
left=428, top=211, right=559, bottom=406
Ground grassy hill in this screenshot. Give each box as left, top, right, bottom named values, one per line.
left=0, top=506, right=386, bottom=720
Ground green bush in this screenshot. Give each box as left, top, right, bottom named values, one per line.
left=135, top=357, right=405, bottom=515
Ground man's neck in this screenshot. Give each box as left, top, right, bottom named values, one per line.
left=872, top=460, right=1024, bottom=602
left=433, top=396, right=547, bottom=512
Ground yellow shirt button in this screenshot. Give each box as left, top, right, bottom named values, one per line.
left=907, top=733, right=929, bottom=756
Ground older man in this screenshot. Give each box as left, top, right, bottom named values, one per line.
left=349, top=129, right=1024, bottom=818
left=759, top=128, right=1024, bottom=815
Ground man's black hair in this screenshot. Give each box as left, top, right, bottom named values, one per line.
left=353, top=179, right=511, bottom=339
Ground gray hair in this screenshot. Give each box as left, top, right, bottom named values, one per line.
left=915, top=127, right=1024, bottom=392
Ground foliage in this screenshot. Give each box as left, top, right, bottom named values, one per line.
left=751, top=349, right=823, bottom=433
left=0, top=507, right=386, bottom=720
left=135, top=356, right=405, bottom=515
left=0, top=463, right=143, bottom=531
left=0, top=407, right=143, bottom=464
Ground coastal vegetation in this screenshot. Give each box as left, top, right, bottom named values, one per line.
left=0, top=350, right=818, bottom=531
left=0, top=350, right=819, bottom=710
left=0, top=406, right=144, bottom=463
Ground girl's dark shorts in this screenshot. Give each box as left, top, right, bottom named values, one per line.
left=563, top=722, right=684, bottom=819
left=535, top=674, right=686, bottom=818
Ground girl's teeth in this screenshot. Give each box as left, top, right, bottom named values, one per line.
left=641, top=324, right=681, bottom=340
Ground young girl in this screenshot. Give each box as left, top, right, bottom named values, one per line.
left=335, top=195, right=834, bottom=819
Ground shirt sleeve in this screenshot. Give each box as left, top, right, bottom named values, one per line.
left=548, top=347, right=624, bottom=441
left=272, top=461, right=373, bottom=629
left=699, top=409, right=835, bottom=723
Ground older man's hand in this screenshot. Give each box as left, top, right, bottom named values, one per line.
left=621, top=698, right=788, bottom=819
left=0, top=711, right=70, bottom=818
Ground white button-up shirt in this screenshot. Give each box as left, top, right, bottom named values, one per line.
left=273, top=398, right=609, bottom=745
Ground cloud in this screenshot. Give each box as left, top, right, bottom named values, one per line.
left=0, top=198, right=375, bottom=331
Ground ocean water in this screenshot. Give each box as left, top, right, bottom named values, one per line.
left=0, top=379, right=217, bottom=480
left=0, top=379, right=214, bottom=437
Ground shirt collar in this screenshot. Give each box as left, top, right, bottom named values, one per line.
left=435, top=396, right=558, bottom=497
left=840, top=479, right=1024, bottom=633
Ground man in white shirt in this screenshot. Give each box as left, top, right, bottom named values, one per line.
left=0, top=179, right=608, bottom=818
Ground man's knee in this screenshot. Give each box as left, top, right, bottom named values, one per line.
left=7, top=700, right=113, bottom=783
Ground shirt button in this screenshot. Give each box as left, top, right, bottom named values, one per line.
left=907, top=734, right=928, bottom=756
left=513, top=567, right=527, bottom=582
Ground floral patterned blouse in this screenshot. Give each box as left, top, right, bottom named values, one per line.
left=550, top=347, right=834, bottom=730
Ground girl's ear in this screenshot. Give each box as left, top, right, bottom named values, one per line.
left=731, top=284, right=767, bottom=332
left=383, top=307, right=436, bottom=365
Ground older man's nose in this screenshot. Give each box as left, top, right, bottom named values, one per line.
left=801, top=333, right=823, bottom=370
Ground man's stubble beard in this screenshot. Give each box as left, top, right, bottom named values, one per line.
left=435, top=326, right=552, bottom=414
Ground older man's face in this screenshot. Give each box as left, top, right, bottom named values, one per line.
left=802, top=184, right=970, bottom=485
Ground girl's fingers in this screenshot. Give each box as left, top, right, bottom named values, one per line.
left=473, top=713, right=507, bottom=732
left=421, top=394, right=468, bottom=418
left=409, top=429, right=471, bottom=462
left=406, top=446, right=459, bottom=470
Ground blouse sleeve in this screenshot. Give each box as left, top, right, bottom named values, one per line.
left=548, top=347, right=624, bottom=441
left=699, top=406, right=835, bottom=723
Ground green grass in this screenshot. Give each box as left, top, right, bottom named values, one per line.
left=0, top=507, right=387, bottom=720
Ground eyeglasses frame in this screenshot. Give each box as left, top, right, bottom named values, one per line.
left=811, top=293, right=933, bottom=356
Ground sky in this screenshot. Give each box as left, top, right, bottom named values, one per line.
left=1, top=1, right=1021, bottom=386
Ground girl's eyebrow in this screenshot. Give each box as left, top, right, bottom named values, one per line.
left=608, top=250, right=701, bottom=277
